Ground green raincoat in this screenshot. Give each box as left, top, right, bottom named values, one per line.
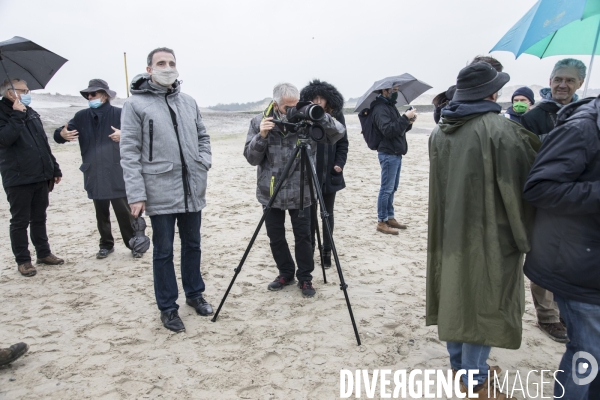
left=426, top=103, right=540, bottom=349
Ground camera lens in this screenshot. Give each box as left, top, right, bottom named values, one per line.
left=307, top=104, right=325, bottom=121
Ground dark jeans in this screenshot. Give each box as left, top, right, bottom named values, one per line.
left=93, top=197, right=135, bottom=250
left=311, top=191, right=336, bottom=253
left=4, top=181, right=51, bottom=264
left=149, top=211, right=205, bottom=312
left=554, top=294, right=600, bottom=399
left=377, top=152, right=402, bottom=222
left=264, top=207, right=314, bottom=282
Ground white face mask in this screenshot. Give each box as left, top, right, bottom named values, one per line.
left=152, top=67, right=179, bottom=87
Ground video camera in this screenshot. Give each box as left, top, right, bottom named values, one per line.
left=272, top=101, right=327, bottom=142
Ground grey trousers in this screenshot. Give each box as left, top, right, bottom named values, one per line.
left=530, top=281, right=560, bottom=323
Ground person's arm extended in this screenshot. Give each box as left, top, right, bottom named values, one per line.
left=524, top=121, right=600, bottom=215
left=54, top=118, right=79, bottom=144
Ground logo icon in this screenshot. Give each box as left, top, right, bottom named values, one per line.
left=572, top=351, right=598, bottom=386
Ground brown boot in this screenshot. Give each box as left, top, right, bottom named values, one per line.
left=460, top=378, right=515, bottom=399
left=376, top=222, right=398, bottom=235
left=0, top=343, right=29, bottom=366
left=36, top=253, right=64, bottom=265
left=387, top=218, right=407, bottom=229
left=18, top=262, right=37, bottom=277
left=538, top=322, right=568, bottom=343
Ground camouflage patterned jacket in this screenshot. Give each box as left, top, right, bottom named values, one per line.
left=243, top=105, right=345, bottom=210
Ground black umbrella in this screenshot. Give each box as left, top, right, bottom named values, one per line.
left=0, top=36, right=68, bottom=92
left=129, top=217, right=151, bottom=254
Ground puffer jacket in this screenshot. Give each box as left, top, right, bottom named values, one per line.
left=243, top=102, right=345, bottom=209
left=120, top=74, right=211, bottom=216
left=0, top=97, right=61, bottom=188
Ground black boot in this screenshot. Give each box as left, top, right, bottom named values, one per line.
left=160, top=310, right=185, bottom=333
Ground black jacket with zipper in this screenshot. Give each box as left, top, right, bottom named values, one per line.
left=315, top=111, right=348, bottom=194
left=0, top=97, right=61, bottom=188
left=371, top=96, right=412, bottom=155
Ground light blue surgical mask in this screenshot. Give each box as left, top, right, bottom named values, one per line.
left=89, top=99, right=103, bottom=109
left=19, top=93, right=32, bottom=107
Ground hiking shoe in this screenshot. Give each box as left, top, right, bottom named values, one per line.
left=538, top=322, right=568, bottom=343
left=17, top=262, right=36, bottom=277
left=0, top=342, right=29, bottom=366
left=387, top=218, right=407, bottom=230
left=460, top=377, right=515, bottom=399
left=376, top=221, right=398, bottom=235
left=160, top=310, right=185, bottom=333
left=298, top=280, right=316, bottom=298
left=131, top=250, right=143, bottom=258
left=96, top=248, right=114, bottom=259
left=36, top=253, right=64, bottom=265
left=267, top=275, right=296, bottom=291
left=323, top=251, right=332, bottom=269
left=186, top=296, right=213, bottom=316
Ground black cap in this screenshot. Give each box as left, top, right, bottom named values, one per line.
left=453, top=63, right=510, bottom=102
left=80, top=79, right=116, bottom=99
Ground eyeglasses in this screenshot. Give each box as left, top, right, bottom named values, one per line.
left=12, top=88, right=30, bottom=94
left=86, top=92, right=98, bottom=98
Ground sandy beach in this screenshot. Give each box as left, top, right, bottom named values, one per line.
left=0, top=109, right=565, bottom=399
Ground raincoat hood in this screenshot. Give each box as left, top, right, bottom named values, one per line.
left=439, top=100, right=502, bottom=134
left=130, top=73, right=181, bottom=95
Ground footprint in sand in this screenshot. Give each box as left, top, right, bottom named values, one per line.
left=261, top=352, right=283, bottom=370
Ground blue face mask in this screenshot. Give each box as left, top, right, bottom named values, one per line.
left=19, top=93, right=32, bottom=107
left=89, top=99, right=103, bottom=109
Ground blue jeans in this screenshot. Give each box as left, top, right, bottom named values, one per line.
left=150, top=211, right=205, bottom=312
left=447, top=342, right=491, bottom=385
left=554, top=294, right=600, bottom=399
left=377, top=152, right=402, bottom=222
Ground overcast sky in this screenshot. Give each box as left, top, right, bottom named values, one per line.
left=1, top=0, right=597, bottom=107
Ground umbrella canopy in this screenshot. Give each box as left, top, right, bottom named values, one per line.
left=490, top=0, right=600, bottom=96
left=353, top=73, right=432, bottom=112
left=0, top=36, right=68, bottom=90
left=129, top=217, right=151, bottom=254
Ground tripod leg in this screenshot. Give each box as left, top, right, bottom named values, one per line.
left=306, top=162, right=326, bottom=283
left=212, top=145, right=302, bottom=322
left=302, top=144, right=361, bottom=346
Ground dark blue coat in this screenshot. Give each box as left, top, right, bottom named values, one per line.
left=523, top=96, right=600, bottom=305
left=54, top=102, right=125, bottom=200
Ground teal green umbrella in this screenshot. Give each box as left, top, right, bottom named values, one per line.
left=491, top=0, right=600, bottom=96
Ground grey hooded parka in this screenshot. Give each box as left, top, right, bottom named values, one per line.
left=120, top=74, right=211, bottom=216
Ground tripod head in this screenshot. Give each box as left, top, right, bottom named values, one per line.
left=271, top=119, right=326, bottom=142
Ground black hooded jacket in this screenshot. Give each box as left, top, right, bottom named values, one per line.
left=371, top=96, right=411, bottom=155
left=300, top=80, right=349, bottom=193
left=53, top=101, right=125, bottom=200
left=0, top=97, right=61, bottom=188
left=523, top=96, right=600, bottom=305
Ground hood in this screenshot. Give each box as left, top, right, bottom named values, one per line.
left=555, top=95, right=598, bottom=128
left=130, top=73, right=181, bottom=95
left=505, top=106, right=523, bottom=117
left=539, top=87, right=579, bottom=108
left=299, top=79, right=344, bottom=113
left=438, top=100, right=502, bottom=134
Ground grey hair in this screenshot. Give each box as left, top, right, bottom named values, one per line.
left=273, top=83, right=299, bottom=104
left=147, top=47, right=176, bottom=66
left=551, top=58, right=587, bottom=81
left=0, top=79, right=26, bottom=97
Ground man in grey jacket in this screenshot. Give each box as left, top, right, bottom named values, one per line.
left=244, top=83, right=345, bottom=297
left=120, top=47, right=213, bottom=333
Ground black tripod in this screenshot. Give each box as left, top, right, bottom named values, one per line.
left=211, top=135, right=361, bottom=346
